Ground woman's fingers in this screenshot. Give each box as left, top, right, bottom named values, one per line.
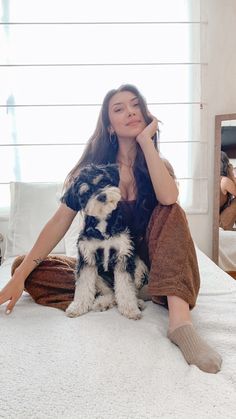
left=5, top=299, right=16, bottom=314
left=147, top=113, right=159, bottom=131
left=0, top=281, right=24, bottom=314
left=147, top=111, right=161, bottom=126
left=0, top=290, right=7, bottom=305
left=0, top=291, right=13, bottom=314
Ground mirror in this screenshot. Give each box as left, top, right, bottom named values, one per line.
left=213, top=114, right=236, bottom=276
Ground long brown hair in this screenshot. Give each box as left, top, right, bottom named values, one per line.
left=64, top=84, right=159, bottom=238
left=220, top=151, right=231, bottom=177
left=64, top=84, right=158, bottom=186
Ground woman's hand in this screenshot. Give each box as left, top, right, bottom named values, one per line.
left=136, top=114, right=159, bottom=145
left=0, top=275, right=25, bottom=314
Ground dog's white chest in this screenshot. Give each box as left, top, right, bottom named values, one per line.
left=78, top=233, right=132, bottom=271
left=96, top=220, right=107, bottom=235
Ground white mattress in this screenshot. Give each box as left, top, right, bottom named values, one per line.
left=1, top=248, right=236, bottom=419
left=219, top=227, right=236, bottom=271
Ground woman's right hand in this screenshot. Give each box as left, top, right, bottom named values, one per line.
left=0, top=275, right=25, bottom=314
left=136, top=113, right=159, bottom=145
left=0, top=204, right=77, bottom=315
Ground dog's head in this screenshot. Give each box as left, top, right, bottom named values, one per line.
left=62, top=164, right=121, bottom=219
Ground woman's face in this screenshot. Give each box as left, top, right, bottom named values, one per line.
left=108, top=91, right=146, bottom=140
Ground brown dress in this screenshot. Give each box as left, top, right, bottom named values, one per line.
left=12, top=202, right=200, bottom=311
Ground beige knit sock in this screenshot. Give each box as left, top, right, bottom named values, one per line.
left=167, top=323, right=222, bottom=374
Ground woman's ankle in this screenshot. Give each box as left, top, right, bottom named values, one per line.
left=168, top=320, right=192, bottom=335
left=167, top=295, right=192, bottom=333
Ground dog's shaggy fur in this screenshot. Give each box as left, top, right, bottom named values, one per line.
left=61, top=164, right=148, bottom=320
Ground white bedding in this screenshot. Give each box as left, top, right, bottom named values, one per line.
left=1, top=248, right=236, bottom=419
left=219, top=227, right=236, bottom=271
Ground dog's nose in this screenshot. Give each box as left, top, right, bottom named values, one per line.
left=97, top=193, right=107, bottom=203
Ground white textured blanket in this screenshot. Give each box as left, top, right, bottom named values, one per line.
left=0, top=248, right=236, bottom=419
left=219, top=227, right=236, bottom=271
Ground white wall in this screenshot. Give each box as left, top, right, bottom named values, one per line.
left=0, top=217, right=8, bottom=259
left=187, top=0, right=236, bottom=258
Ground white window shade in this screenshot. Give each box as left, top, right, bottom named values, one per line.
left=0, top=0, right=207, bottom=214
left=0, top=65, right=201, bottom=105
left=6, top=0, right=199, bottom=22
left=1, top=24, right=200, bottom=65
left=0, top=104, right=201, bottom=144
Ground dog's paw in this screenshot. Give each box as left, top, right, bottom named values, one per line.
left=92, top=295, right=116, bottom=312
left=137, top=299, right=145, bottom=311
left=118, top=305, right=142, bottom=320
left=65, top=301, right=90, bottom=317
left=134, top=257, right=149, bottom=289
left=65, top=303, right=81, bottom=317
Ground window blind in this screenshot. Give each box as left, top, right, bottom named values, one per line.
left=0, top=0, right=207, bottom=213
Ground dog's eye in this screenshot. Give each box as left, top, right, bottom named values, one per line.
left=98, top=179, right=111, bottom=189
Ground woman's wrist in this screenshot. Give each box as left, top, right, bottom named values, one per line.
left=136, top=135, right=154, bottom=150
left=13, top=267, right=28, bottom=283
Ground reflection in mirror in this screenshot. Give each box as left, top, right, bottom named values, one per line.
left=213, top=114, right=236, bottom=279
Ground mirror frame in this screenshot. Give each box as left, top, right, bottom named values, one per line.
left=213, top=113, right=236, bottom=263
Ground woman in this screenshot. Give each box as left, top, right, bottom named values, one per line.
left=220, top=151, right=236, bottom=230
left=0, top=84, right=221, bottom=373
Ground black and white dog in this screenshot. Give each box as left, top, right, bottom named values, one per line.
left=62, top=163, right=148, bottom=320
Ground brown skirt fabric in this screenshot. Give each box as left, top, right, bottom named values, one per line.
left=145, top=203, right=200, bottom=309
left=11, top=203, right=200, bottom=311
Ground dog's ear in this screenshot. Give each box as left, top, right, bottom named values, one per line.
left=61, top=178, right=82, bottom=212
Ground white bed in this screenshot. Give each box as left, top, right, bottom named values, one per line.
left=1, top=249, right=236, bottom=419
left=1, top=182, right=236, bottom=418
left=219, top=227, right=236, bottom=275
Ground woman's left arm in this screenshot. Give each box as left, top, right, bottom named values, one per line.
left=136, top=116, right=179, bottom=205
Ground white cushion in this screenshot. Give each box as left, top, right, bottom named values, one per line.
left=64, top=212, right=84, bottom=258
left=5, top=182, right=65, bottom=257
